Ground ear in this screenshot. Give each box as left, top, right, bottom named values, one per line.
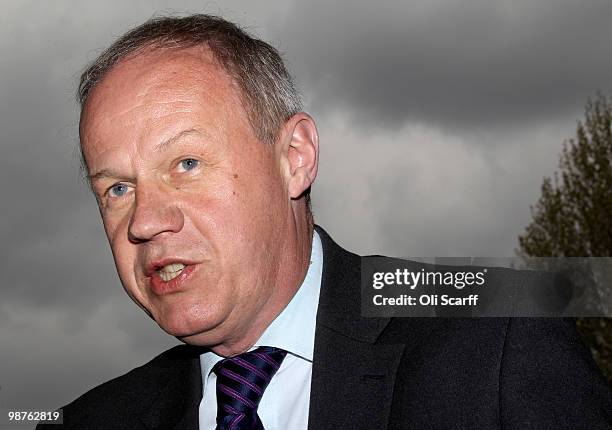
left=278, top=112, right=319, bottom=199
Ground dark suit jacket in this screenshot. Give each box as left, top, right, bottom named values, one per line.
left=38, top=226, right=612, bottom=429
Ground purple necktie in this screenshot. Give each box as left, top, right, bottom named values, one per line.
left=212, top=346, right=287, bottom=430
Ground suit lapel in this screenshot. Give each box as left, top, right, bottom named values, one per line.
left=140, top=346, right=203, bottom=430
left=309, top=226, right=405, bottom=430
left=309, top=325, right=404, bottom=429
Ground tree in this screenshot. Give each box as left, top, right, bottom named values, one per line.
left=518, top=93, right=612, bottom=382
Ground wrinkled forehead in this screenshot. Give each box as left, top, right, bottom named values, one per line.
left=79, top=45, right=243, bottom=150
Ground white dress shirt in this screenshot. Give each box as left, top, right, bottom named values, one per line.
left=199, top=231, right=323, bottom=430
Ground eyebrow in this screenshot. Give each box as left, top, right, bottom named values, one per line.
left=88, top=127, right=207, bottom=183
left=88, top=168, right=125, bottom=184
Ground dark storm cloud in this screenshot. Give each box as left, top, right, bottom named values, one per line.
left=283, top=0, right=612, bottom=132
left=309, top=113, right=574, bottom=258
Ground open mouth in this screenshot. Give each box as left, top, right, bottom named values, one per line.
left=146, top=259, right=198, bottom=295
left=157, top=263, right=186, bottom=282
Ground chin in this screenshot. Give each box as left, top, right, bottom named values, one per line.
left=154, top=301, right=226, bottom=343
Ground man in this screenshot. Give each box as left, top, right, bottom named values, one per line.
left=38, top=14, right=611, bottom=429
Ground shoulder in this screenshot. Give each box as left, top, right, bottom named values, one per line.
left=500, top=317, right=612, bottom=427
left=382, top=316, right=594, bottom=369
left=64, top=345, right=193, bottom=407
left=384, top=316, right=611, bottom=426
left=38, top=345, right=201, bottom=429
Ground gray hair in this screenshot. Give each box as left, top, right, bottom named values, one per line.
left=78, top=14, right=303, bottom=145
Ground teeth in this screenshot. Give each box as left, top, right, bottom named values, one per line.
left=157, top=263, right=186, bottom=282
left=159, top=263, right=185, bottom=273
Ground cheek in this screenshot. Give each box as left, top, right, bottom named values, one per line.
left=110, top=244, right=137, bottom=292
left=105, top=220, right=137, bottom=283
left=101, top=208, right=130, bottom=245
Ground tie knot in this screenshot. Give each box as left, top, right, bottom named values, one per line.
left=213, top=346, right=287, bottom=429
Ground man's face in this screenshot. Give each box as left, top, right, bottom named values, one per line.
left=80, top=47, right=294, bottom=350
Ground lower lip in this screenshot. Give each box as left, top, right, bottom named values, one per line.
left=150, top=265, right=196, bottom=296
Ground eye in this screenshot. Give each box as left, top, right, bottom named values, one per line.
left=178, top=158, right=199, bottom=172
left=108, top=183, right=129, bottom=198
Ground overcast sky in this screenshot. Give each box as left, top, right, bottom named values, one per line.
left=1, top=0, right=611, bottom=426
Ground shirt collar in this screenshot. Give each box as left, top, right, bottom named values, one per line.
left=200, top=230, right=323, bottom=376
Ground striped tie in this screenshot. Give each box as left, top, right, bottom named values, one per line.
left=213, top=346, right=287, bottom=430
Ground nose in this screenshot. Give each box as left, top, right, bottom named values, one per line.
left=128, top=185, right=184, bottom=243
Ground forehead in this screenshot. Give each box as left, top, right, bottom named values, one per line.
left=80, top=46, right=247, bottom=155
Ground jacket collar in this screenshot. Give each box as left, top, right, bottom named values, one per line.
left=139, top=345, right=204, bottom=430
left=313, top=225, right=391, bottom=342
left=309, top=225, right=405, bottom=430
